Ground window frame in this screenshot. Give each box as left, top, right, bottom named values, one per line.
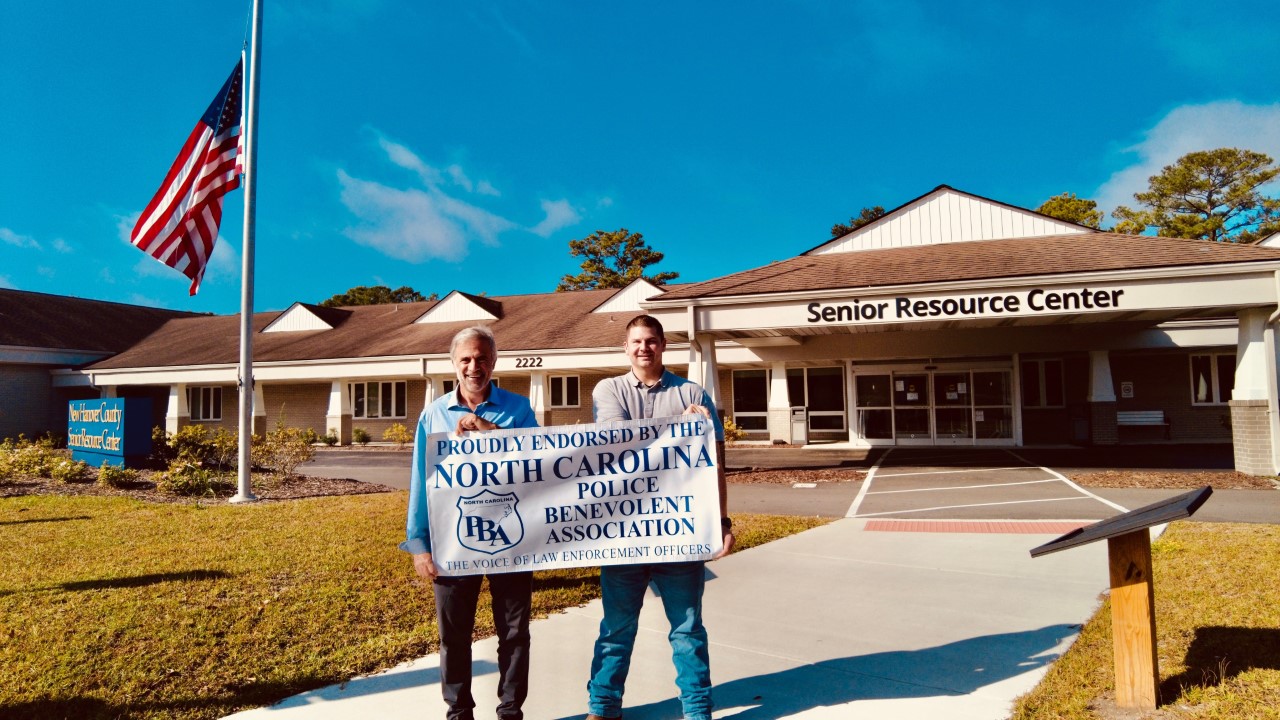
left=549, top=375, right=580, bottom=408
left=786, top=366, right=847, bottom=432
left=730, top=369, right=769, bottom=433
left=187, top=386, right=223, bottom=422
left=1020, top=358, right=1065, bottom=409
left=1190, top=352, right=1235, bottom=406
left=350, top=380, right=408, bottom=419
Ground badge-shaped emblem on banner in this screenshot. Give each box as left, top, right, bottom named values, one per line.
left=456, top=490, right=524, bottom=554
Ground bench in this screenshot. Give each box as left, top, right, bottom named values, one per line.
left=1116, top=410, right=1170, bottom=439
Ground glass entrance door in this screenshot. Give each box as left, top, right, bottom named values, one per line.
left=933, top=372, right=971, bottom=442
left=892, top=374, right=932, bottom=442
left=852, top=367, right=1014, bottom=446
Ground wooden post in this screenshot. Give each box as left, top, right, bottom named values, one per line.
left=1107, top=529, right=1159, bottom=709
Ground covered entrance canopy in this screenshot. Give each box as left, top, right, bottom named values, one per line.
left=641, top=186, right=1280, bottom=474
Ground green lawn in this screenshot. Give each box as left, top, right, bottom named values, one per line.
left=0, top=493, right=828, bottom=720
left=1011, top=521, right=1280, bottom=719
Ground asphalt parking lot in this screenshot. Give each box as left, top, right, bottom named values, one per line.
left=304, top=444, right=1279, bottom=524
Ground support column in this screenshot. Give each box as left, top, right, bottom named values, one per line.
left=166, top=384, right=189, bottom=435
left=253, top=384, right=267, bottom=435
left=1088, top=350, right=1118, bottom=445
left=767, top=362, right=792, bottom=444
left=694, top=336, right=721, bottom=410
left=99, top=386, right=118, bottom=398
left=326, top=380, right=352, bottom=446
left=529, top=371, right=548, bottom=426
left=1231, top=307, right=1275, bottom=475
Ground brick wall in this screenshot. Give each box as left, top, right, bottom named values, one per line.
left=1230, top=399, right=1272, bottom=475
left=0, top=366, right=54, bottom=440
left=1109, top=350, right=1232, bottom=442
left=262, top=383, right=329, bottom=434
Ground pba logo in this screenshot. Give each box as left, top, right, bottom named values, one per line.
left=456, top=490, right=524, bottom=554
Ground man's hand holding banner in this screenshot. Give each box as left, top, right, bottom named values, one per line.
left=426, top=416, right=722, bottom=576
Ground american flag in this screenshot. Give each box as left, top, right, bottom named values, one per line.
left=130, top=61, right=244, bottom=295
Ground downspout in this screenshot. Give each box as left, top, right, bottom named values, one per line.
left=1268, top=269, right=1280, bottom=473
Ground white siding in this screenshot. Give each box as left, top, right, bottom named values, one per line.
left=812, top=188, right=1091, bottom=255
left=593, top=279, right=664, bottom=314
left=262, top=305, right=332, bottom=333
left=414, top=292, right=498, bottom=324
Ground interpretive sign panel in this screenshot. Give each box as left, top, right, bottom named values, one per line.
left=426, top=416, right=722, bottom=577
left=67, top=398, right=152, bottom=468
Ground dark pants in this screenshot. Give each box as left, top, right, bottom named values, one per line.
left=434, top=571, right=533, bottom=720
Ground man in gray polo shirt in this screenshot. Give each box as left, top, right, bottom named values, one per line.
left=585, top=314, right=734, bottom=720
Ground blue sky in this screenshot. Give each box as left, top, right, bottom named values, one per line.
left=3, top=1, right=1279, bottom=315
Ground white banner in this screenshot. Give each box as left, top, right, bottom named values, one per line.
left=426, top=416, right=722, bottom=576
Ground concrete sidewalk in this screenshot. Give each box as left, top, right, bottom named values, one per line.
left=225, top=518, right=1110, bottom=719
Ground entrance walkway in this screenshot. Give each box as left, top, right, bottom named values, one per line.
left=226, top=443, right=1275, bottom=718
left=223, top=517, right=1109, bottom=720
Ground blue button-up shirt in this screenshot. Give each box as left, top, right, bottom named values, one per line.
left=400, top=384, right=539, bottom=555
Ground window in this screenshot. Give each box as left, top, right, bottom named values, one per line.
left=731, top=370, right=768, bottom=431
left=351, top=381, right=407, bottom=418
left=187, top=386, right=223, bottom=421
left=1191, top=353, right=1235, bottom=405
left=786, top=366, right=847, bottom=431
left=1020, top=359, right=1064, bottom=408
left=550, top=376, right=580, bottom=407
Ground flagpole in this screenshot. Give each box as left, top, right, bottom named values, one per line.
left=232, top=0, right=263, bottom=503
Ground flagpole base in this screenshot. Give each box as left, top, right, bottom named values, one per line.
left=230, top=492, right=258, bottom=504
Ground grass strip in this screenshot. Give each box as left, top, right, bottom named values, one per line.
left=1011, top=521, right=1280, bottom=719
left=0, top=493, right=828, bottom=719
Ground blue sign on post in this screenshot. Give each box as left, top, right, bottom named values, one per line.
left=67, top=398, right=152, bottom=468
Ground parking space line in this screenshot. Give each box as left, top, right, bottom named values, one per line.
left=851, top=496, right=1092, bottom=518
left=866, top=478, right=1061, bottom=495
left=845, top=448, right=892, bottom=517
left=874, top=466, right=1037, bottom=478
left=1005, top=450, right=1129, bottom=513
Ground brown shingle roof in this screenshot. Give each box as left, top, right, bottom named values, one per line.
left=656, top=233, right=1280, bottom=301
left=0, top=289, right=197, bottom=354
left=87, top=288, right=641, bottom=370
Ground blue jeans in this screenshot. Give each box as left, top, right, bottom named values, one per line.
left=587, top=562, right=711, bottom=720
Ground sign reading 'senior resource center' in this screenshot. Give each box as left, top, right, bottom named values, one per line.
left=806, top=286, right=1127, bottom=324
left=67, top=398, right=152, bottom=468
left=426, top=416, right=722, bottom=577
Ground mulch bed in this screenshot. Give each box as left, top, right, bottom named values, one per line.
left=0, top=473, right=395, bottom=504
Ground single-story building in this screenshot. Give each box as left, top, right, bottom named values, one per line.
left=13, top=185, right=1280, bottom=475
left=0, top=290, right=194, bottom=441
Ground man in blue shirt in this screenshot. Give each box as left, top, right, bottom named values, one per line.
left=585, top=315, right=734, bottom=720
left=401, top=325, right=538, bottom=720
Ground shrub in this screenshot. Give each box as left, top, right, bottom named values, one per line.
left=255, top=424, right=315, bottom=479
left=97, top=463, right=141, bottom=488
left=383, top=423, right=412, bottom=449
left=323, top=431, right=339, bottom=447
left=210, top=428, right=239, bottom=470
left=352, top=427, right=371, bottom=446
left=49, top=458, right=89, bottom=483
left=722, top=416, right=748, bottom=445
left=170, top=425, right=214, bottom=464
left=155, top=460, right=229, bottom=497
left=7, top=440, right=56, bottom=479
left=302, top=427, right=320, bottom=446
left=149, top=426, right=174, bottom=465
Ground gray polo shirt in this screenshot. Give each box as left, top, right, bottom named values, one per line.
left=592, top=369, right=725, bottom=441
